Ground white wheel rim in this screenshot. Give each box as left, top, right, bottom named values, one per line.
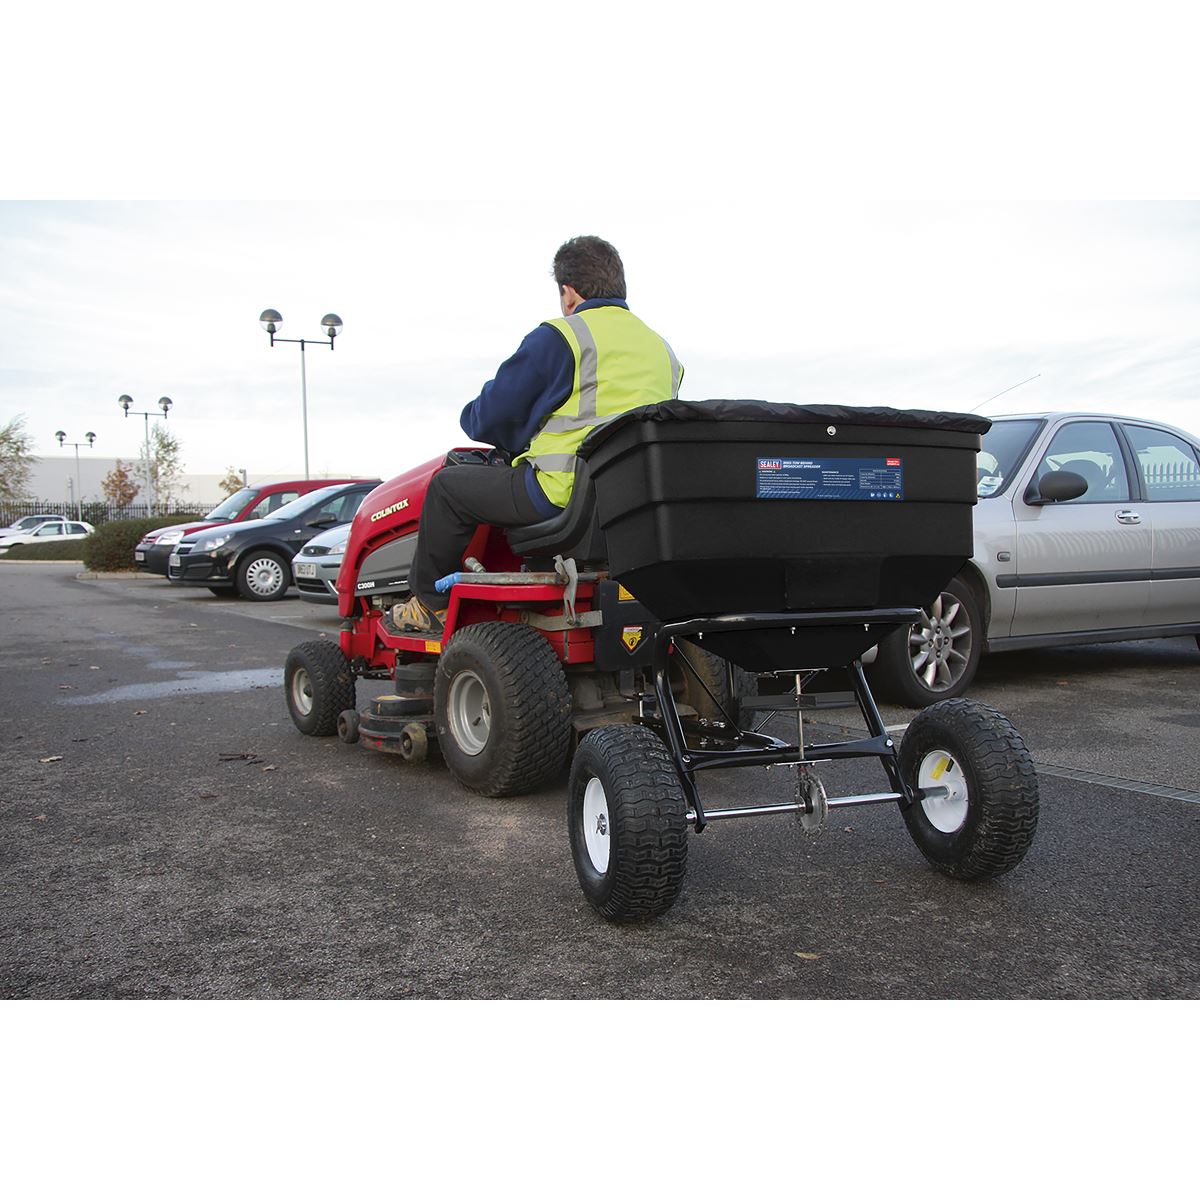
left=582, top=776, right=610, bottom=873
left=447, top=669, right=490, bottom=756
left=290, top=667, right=314, bottom=716
left=916, top=749, right=970, bottom=833
left=247, top=557, right=285, bottom=596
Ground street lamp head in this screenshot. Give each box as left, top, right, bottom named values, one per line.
left=260, top=309, right=282, bottom=334
left=321, top=313, right=343, bottom=340
left=55, top=430, right=66, bottom=446
left=86, top=432, right=96, bottom=446
left=118, top=394, right=133, bottom=415
left=159, top=396, right=173, bottom=417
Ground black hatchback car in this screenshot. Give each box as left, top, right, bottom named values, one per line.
left=166, top=480, right=381, bottom=601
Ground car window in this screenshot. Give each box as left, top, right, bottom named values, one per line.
left=247, top=490, right=300, bottom=520
left=978, top=419, right=1042, bottom=497
left=272, top=485, right=347, bottom=521
left=1122, top=424, right=1200, bottom=502
left=1036, top=421, right=1130, bottom=503
left=205, top=488, right=256, bottom=520
left=330, top=490, right=371, bottom=523
left=67, top=523, right=90, bottom=534
left=35, top=522, right=65, bottom=536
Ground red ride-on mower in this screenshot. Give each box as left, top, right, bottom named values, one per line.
left=284, top=401, right=1039, bottom=923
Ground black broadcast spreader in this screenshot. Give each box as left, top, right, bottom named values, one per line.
left=285, top=399, right=1038, bottom=924
left=565, top=400, right=1037, bottom=922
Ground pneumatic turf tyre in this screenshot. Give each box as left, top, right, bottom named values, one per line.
left=675, top=639, right=757, bottom=724
left=898, top=698, right=1038, bottom=879
left=434, top=621, right=571, bottom=797
left=285, top=640, right=356, bottom=736
left=236, top=550, right=290, bottom=601
left=569, top=724, right=689, bottom=922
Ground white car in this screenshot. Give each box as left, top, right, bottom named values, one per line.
left=868, top=411, right=1200, bottom=705
left=0, top=513, right=69, bottom=537
left=0, top=519, right=95, bottom=553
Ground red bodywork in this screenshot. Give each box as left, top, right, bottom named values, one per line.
left=335, top=454, right=598, bottom=672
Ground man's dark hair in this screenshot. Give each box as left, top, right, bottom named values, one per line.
left=552, top=235, right=627, bottom=300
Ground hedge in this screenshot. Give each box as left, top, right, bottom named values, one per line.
left=2, top=542, right=90, bottom=561
left=81, top=514, right=204, bottom=572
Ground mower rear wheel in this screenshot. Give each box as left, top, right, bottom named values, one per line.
left=675, top=638, right=756, bottom=724
left=568, top=724, right=689, bottom=922
left=285, top=640, right=356, bottom=737
left=898, top=698, right=1038, bottom=879
left=434, top=621, right=571, bottom=797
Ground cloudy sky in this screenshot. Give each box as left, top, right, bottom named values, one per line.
left=3, top=2, right=1197, bottom=485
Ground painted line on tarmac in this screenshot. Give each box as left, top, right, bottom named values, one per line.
left=1031, top=763, right=1200, bottom=805
left=823, top=718, right=1200, bottom=806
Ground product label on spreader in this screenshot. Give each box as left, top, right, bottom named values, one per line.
left=756, top=456, right=904, bottom=501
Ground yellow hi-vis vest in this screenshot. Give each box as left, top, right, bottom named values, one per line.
left=513, top=305, right=684, bottom=507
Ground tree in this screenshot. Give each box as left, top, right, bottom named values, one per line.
left=102, top=458, right=140, bottom=509
left=218, top=467, right=247, bottom=497
left=0, top=415, right=37, bottom=503
left=137, top=422, right=188, bottom=514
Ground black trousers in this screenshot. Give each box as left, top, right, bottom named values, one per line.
left=409, top=464, right=547, bottom=607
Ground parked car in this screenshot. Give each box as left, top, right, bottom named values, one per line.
left=868, top=411, right=1200, bottom=705
left=0, top=514, right=69, bottom=537
left=167, top=481, right=381, bottom=600
left=135, top=478, right=370, bottom=575
left=0, top=519, right=94, bottom=553
left=291, top=522, right=353, bottom=604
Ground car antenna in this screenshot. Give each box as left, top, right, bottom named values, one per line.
left=967, top=373, right=1041, bottom=413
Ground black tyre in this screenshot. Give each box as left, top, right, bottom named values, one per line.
left=871, top=576, right=982, bottom=707
left=337, top=708, right=361, bottom=743
left=434, top=621, right=571, bottom=797
left=898, top=698, right=1038, bottom=879
left=569, top=724, right=689, bottom=922
left=285, top=640, right=356, bottom=736
left=236, top=550, right=291, bottom=601
left=674, top=638, right=756, bottom=723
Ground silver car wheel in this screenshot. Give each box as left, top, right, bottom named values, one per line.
left=245, top=555, right=286, bottom=598
left=908, top=591, right=974, bottom=693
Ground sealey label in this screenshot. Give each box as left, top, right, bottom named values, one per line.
left=756, top=456, right=904, bottom=501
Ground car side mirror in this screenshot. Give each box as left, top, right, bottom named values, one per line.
left=308, top=512, right=339, bottom=527
left=1025, top=469, right=1088, bottom=505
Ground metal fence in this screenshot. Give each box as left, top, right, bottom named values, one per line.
left=0, top=499, right=218, bottom=528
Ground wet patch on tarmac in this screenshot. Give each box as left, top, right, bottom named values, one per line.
left=58, top=668, right=283, bottom=705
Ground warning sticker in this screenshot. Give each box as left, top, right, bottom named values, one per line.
left=756, top=456, right=904, bottom=501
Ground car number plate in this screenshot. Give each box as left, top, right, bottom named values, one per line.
left=295, top=562, right=317, bottom=578
left=134, top=551, right=145, bottom=561
left=169, top=553, right=181, bottom=567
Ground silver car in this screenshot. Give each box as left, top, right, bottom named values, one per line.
left=292, top=522, right=353, bottom=605
left=869, top=411, right=1200, bottom=705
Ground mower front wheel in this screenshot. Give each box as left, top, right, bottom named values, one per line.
left=434, top=621, right=571, bottom=797
left=569, top=724, right=689, bottom=922
left=285, top=640, right=356, bottom=736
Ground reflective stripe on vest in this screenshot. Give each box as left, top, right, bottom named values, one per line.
left=514, top=306, right=682, bottom=507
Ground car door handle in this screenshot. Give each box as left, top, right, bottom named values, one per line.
left=1115, top=510, right=1141, bottom=525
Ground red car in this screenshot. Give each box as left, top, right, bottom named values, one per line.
left=134, top=479, right=369, bottom=575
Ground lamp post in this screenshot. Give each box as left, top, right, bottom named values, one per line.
left=258, top=309, right=343, bottom=480
left=54, top=430, right=96, bottom=521
left=118, top=395, right=173, bottom=514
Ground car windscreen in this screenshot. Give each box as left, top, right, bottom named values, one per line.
left=977, top=419, right=1043, bottom=497
left=205, top=488, right=256, bottom=520
left=269, top=485, right=348, bottom=521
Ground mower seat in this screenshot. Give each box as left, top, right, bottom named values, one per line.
left=506, top=459, right=607, bottom=562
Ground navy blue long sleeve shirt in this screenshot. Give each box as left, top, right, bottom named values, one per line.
left=460, top=299, right=628, bottom=516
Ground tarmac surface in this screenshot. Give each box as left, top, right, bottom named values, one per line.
left=2, top=562, right=1197, bottom=999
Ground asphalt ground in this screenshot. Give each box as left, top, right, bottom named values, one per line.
left=2, top=562, right=1197, bottom=999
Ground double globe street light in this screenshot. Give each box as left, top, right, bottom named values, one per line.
left=55, top=430, right=96, bottom=521
left=258, top=309, right=343, bottom=480
left=118, top=394, right=174, bottom=513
